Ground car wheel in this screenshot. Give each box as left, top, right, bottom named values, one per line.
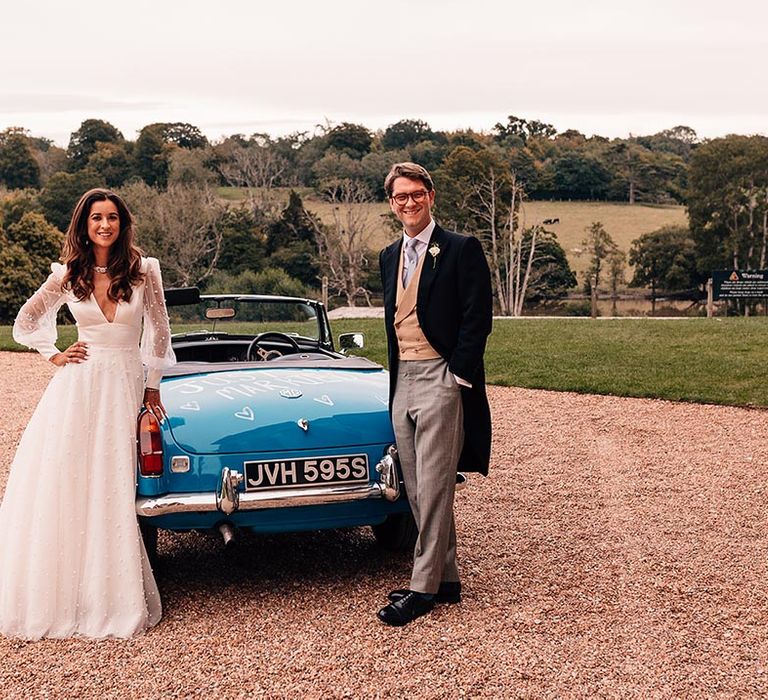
left=371, top=511, right=418, bottom=551
left=139, top=519, right=159, bottom=568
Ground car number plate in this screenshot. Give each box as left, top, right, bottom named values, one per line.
left=243, top=453, right=369, bottom=491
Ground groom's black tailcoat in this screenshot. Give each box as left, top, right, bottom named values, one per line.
left=379, top=224, right=493, bottom=475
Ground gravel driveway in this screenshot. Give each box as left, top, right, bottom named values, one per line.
left=0, top=351, right=766, bottom=699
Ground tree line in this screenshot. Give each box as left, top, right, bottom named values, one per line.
left=0, top=117, right=694, bottom=203
left=0, top=116, right=766, bottom=320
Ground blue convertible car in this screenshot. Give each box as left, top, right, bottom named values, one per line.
left=135, top=289, right=416, bottom=561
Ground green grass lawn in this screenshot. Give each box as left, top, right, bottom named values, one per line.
left=308, top=317, right=768, bottom=407
left=4, top=317, right=766, bottom=407
left=484, top=317, right=768, bottom=406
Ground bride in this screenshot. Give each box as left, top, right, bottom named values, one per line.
left=0, top=188, right=176, bottom=639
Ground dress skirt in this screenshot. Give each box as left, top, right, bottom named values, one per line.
left=0, top=344, right=162, bottom=639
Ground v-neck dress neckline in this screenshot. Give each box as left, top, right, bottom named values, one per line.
left=91, top=293, right=119, bottom=324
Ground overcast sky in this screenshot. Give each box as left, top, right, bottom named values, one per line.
left=2, top=0, right=766, bottom=146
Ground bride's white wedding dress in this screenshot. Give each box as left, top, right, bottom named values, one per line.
left=0, top=257, right=175, bottom=639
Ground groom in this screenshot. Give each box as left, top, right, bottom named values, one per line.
left=377, top=162, right=493, bottom=626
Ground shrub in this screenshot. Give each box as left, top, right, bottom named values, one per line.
left=203, top=267, right=315, bottom=299
left=562, top=300, right=594, bottom=317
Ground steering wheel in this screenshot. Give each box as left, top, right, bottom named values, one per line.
left=246, top=331, right=301, bottom=361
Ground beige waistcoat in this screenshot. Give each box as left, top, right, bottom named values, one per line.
left=395, top=243, right=441, bottom=361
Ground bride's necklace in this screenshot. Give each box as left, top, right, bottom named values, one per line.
left=94, top=265, right=108, bottom=274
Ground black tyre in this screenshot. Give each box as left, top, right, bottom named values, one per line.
left=139, top=519, right=159, bottom=569
left=371, top=511, right=418, bottom=551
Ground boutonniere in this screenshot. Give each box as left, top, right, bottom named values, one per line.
left=429, top=243, right=441, bottom=269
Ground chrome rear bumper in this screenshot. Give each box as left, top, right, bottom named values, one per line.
left=136, top=480, right=391, bottom=517
left=136, top=451, right=403, bottom=517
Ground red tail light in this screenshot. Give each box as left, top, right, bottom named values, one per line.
left=138, top=411, right=163, bottom=476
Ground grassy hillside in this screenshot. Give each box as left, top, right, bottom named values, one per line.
left=218, top=187, right=686, bottom=280
left=518, top=201, right=686, bottom=277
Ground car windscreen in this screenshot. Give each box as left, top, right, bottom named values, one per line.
left=169, top=299, right=321, bottom=340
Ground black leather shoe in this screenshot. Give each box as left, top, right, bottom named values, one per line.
left=388, top=581, right=461, bottom=605
left=377, top=592, right=435, bottom=626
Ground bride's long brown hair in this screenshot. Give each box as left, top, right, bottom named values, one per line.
left=61, top=188, right=144, bottom=302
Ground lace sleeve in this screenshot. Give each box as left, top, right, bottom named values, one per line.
left=140, top=257, right=176, bottom=389
left=12, top=263, right=67, bottom=361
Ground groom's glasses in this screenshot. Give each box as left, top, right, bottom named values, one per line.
left=391, top=190, right=430, bottom=206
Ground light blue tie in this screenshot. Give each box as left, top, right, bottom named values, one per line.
left=402, top=238, right=419, bottom=288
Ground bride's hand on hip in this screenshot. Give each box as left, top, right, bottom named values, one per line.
left=143, top=388, right=167, bottom=422
left=50, top=341, right=89, bottom=366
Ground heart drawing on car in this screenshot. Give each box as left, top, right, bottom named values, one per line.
left=235, top=406, right=254, bottom=421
